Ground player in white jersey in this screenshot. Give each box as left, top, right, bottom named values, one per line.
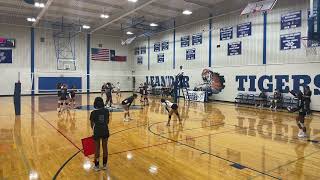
left=161, top=99, right=181, bottom=126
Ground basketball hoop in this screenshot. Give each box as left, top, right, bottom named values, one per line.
left=301, top=36, right=319, bottom=56
left=241, top=0, right=277, bottom=16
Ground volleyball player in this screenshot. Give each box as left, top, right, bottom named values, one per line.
left=105, top=83, right=113, bottom=107
left=288, top=90, right=307, bottom=138
left=121, top=94, right=138, bottom=122
left=57, top=82, right=62, bottom=111
left=139, top=83, right=144, bottom=102
left=116, top=82, right=121, bottom=97
left=161, top=98, right=182, bottom=126
left=142, top=83, right=149, bottom=106
left=90, top=97, right=109, bottom=171
left=101, top=83, right=107, bottom=98
left=69, top=85, right=77, bottom=108
left=58, top=84, right=70, bottom=113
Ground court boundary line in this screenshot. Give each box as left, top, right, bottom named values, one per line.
left=148, top=122, right=282, bottom=180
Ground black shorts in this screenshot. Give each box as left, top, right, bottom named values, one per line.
left=60, top=97, right=67, bottom=101
left=299, top=112, right=306, bottom=117
left=171, top=104, right=178, bottom=110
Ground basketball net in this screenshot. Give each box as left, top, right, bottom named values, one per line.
left=301, top=37, right=319, bottom=56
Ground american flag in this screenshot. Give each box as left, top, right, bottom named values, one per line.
left=91, top=48, right=110, bottom=61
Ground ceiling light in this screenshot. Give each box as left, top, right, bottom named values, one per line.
left=34, top=2, right=45, bottom=8
left=182, top=10, right=192, bottom=15
left=128, top=0, right=138, bottom=2
left=126, top=31, right=134, bottom=35
left=82, top=25, right=91, bottom=29
left=100, top=14, right=109, bottom=19
left=27, top=17, right=36, bottom=22
left=150, top=23, right=158, bottom=27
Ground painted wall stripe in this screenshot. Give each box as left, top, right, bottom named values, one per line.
left=263, top=12, right=267, bottom=65
left=173, top=20, right=176, bottom=69
left=31, top=27, right=35, bottom=96
left=148, top=36, right=150, bottom=70
left=209, top=14, right=213, bottom=67
left=86, top=34, right=90, bottom=94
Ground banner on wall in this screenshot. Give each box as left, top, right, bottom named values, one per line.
left=157, top=53, right=164, bottom=63
left=181, top=35, right=190, bottom=47
left=192, top=33, right=202, bottom=45
left=237, top=22, right=252, bottom=38
left=140, top=46, right=146, bottom=54
left=0, top=49, right=12, bottom=63
left=137, top=56, right=143, bottom=64
left=162, top=40, right=169, bottom=51
left=186, top=48, right=196, bottom=60
left=134, top=47, right=140, bottom=55
left=0, top=38, right=15, bottom=48
left=220, top=27, right=233, bottom=41
left=280, top=32, right=301, bottom=50
left=281, top=10, right=302, bottom=30
left=228, top=42, right=242, bottom=56
left=154, top=42, right=161, bottom=52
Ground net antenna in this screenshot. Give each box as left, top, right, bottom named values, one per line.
left=241, top=0, right=278, bottom=16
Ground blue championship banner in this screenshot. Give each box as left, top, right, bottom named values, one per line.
left=192, top=33, right=202, bottom=45
left=157, top=53, right=164, bottom=63
left=154, top=42, right=161, bottom=52
left=237, top=22, right=252, bottom=38
left=140, top=46, right=146, bottom=54
left=280, top=32, right=301, bottom=50
left=228, top=42, right=242, bottom=56
left=0, top=49, right=13, bottom=64
left=220, top=26, right=233, bottom=41
left=161, top=40, right=169, bottom=51
left=137, top=56, right=143, bottom=64
left=186, top=48, right=196, bottom=60
left=181, top=35, right=190, bottom=47
left=281, top=10, right=302, bottom=30
left=134, top=47, right=140, bottom=55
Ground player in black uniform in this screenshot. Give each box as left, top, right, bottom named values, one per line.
left=69, top=85, right=77, bottom=108
left=121, top=94, right=138, bottom=121
left=142, top=83, right=149, bottom=106
left=161, top=99, right=181, bottom=126
left=101, top=83, right=107, bottom=98
left=58, top=84, right=70, bottom=113
left=105, top=83, right=113, bottom=107
left=138, top=83, right=144, bottom=102
left=288, top=90, right=307, bottom=138
left=57, top=82, right=62, bottom=111
left=304, top=86, right=312, bottom=115
left=90, top=97, right=109, bottom=171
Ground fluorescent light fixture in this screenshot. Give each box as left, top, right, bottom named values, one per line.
left=100, top=14, right=109, bottom=19
left=128, top=0, right=138, bottom=2
left=150, top=23, right=158, bottom=27
left=82, top=25, right=91, bottom=29
left=126, top=31, right=134, bottom=35
left=34, top=2, right=45, bottom=8
left=182, top=10, right=192, bottom=15
left=27, top=17, right=36, bottom=22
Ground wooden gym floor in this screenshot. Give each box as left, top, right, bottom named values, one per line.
left=1, top=93, right=320, bottom=180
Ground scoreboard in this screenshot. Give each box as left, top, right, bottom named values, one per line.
left=0, top=38, right=15, bottom=48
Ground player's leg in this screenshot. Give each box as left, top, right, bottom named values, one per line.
left=167, top=109, right=174, bottom=126
left=93, top=138, right=101, bottom=171
left=102, top=138, right=108, bottom=169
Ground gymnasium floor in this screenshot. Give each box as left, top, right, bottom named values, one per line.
left=1, top=93, right=320, bottom=180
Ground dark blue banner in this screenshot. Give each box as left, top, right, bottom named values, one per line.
left=140, top=46, right=146, bottom=54
left=192, top=33, right=202, bottom=45
left=186, top=48, right=196, bottom=60
left=308, top=41, right=320, bottom=47
left=0, top=49, right=12, bottom=63
left=181, top=35, right=190, bottom=47
left=280, top=32, right=301, bottom=50
left=162, top=40, right=169, bottom=51
left=228, top=42, right=242, bottom=56
left=281, top=10, right=302, bottom=30
left=157, top=53, right=164, bottom=63
left=237, top=22, right=252, bottom=38
left=137, top=56, right=143, bottom=64
left=134, top=47, right=140, bottom=55
left=220, top=27, right=233, bottom=41
left=154, top=42, right=160, bottom=52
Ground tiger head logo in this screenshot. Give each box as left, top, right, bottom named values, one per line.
left=201, top=69, right=225, bottom=94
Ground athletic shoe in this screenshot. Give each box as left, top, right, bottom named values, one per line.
left=128, top=117, right=133, bottom=120
left=93, top=165, right=100, bottom=172
left=123, top=118, right=129, bottom=122
left=298, top=130, right=304, bottom=138
left=166, top=123, right=170, bottom=126
left=102, top=165, right=108, bottom=170
left=302, top=132, right=308, bottom=138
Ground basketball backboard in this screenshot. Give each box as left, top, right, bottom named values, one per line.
left=241, top=0, right=278, bottom=15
